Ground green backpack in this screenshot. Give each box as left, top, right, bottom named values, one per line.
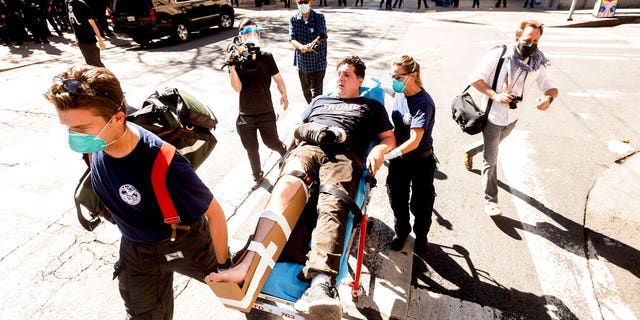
left=73, top=87, right=218, bottom=231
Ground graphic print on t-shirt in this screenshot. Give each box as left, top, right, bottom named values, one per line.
left=119, top=184, right=141, bottom=206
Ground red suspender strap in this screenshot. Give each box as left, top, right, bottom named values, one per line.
left=151, top=142, right=181, bottom=225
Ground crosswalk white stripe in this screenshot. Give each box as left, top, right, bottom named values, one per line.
left=547, top=53, right=640, bottom=61
left=500, top=130, right=603, bottom=319
left=542, top=41, right=636, bottom=49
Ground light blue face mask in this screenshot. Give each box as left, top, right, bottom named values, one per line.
left=298, top=3, right=310, bottom=14
left=392, top=78, right=406, bottom=93
left=67, top=115, right=115, bottom=153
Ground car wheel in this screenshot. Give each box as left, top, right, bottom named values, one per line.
left=218, top=10, right=234, bottom=30
left=174, top=21, right=190, bottom=42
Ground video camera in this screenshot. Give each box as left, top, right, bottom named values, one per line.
left=221, top=37, right=260, bottom=71
left=309, top=34, right=327, bottom=53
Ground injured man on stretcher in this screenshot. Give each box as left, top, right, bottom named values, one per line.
left=206, top=56, right=395, bottom=318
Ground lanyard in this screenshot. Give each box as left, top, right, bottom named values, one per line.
left=505, top=59, right=529, bottom=96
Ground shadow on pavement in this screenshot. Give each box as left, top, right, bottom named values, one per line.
left=412, top=242, right=579, bottom=319
left=349, top=216, right=405, bottom=319
left=493, top=180, right=640, bottom=280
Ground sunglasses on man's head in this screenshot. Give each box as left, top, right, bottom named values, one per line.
left=53, top=76, right=120, bottom=105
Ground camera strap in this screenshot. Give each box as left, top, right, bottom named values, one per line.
left=486, top=44, right=508, bottom=115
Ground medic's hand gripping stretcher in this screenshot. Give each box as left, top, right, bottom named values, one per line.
left=206, top=78, right=385, bottom=318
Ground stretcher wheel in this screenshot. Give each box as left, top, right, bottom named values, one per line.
left=351, top=284, right=365, bottom=303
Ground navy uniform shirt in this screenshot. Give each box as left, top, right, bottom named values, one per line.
left=91, top=124, right=213, bottom=243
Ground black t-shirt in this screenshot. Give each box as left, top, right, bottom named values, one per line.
left=301, top=95, right=393, bottom=160
left=237, top=51, right=279, bottom=115
left=67, top=0, right=96, bottom=44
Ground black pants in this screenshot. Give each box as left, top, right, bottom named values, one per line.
left=78, top=42, right=104, bottom=67
left=495, top=0, right=507, bottom=7
left=116, top=217, right=219, bottom=319
left=386, top=154, right=436, bottom=240
left=418, top=0, right=429, bottom=9
left=236, top=111, right=286, bottom=178
left=473, top=0, right=480, bottom=7
left=393, top=0, right=403, bottom=7
left=298, top=69, right=326, bottom=104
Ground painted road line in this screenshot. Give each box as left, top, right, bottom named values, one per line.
left=500, top=130, right=602, bottom=320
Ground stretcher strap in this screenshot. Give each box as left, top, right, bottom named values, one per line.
left=216, top=241, right=278, bottom=309
left=319, top=184, right=363, bottom=223
left=260, top=210, right=292, bottom=238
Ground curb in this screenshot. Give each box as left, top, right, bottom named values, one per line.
left=584, top=149, right=640, bottom=317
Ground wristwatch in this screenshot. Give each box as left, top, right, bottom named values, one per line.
left=545, top=95, right=554, bottom=103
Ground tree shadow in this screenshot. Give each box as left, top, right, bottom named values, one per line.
left=413, top=242, right=579, bottom=319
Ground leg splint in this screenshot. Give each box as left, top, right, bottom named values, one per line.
left=206, top=177, right=310, bottom=312
left=259, top=169, right=372, bottom=303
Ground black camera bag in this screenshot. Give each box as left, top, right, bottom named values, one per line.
left=452, top=45, right=506, bottom=135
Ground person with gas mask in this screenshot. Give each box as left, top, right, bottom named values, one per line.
left=289, top=0, right=328, bottom=104
left=227, top=18, right=289, bottom=190
left=382, top=55, right=437, bottom=251
left=462, top=20, right=559, bottom=217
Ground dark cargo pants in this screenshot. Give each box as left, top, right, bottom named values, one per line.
left=283, top=144, right=362, bottom=282
left=115, top=217, right=218, bottom=320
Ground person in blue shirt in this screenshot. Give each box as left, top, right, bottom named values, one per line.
left=45, top=64, right=229, bottom=319
left=383, top=55, right=436, bottom=251
left=289, top=0, right=328, bottom=104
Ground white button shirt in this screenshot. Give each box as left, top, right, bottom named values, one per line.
left=468, top=45, right=557, bottom=126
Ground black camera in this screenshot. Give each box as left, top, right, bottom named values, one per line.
left=309, top=34, right=327, bottom=53
left=509, top=96, right=523, bottom=109
left=221, top=38, right=260, bottom=71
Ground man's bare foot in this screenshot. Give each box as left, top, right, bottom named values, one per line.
left=205, top=252, right=255, bottom=284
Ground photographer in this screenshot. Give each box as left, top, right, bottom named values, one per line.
left=289, top=0, right=327, bottom=104
left=462, top=20, right=558, bottom=217
left=227, top=18, right=288, bottom=190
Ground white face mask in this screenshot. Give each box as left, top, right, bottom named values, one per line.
left=245, top=37, right=261, bottom=49
left=298, top=3, right=310, bottom=14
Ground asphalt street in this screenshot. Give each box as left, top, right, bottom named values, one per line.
left=1, top=2, right=639, bottom=320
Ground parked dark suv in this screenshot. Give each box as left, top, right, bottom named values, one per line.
left=112, top=0, right=234, bottom=45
